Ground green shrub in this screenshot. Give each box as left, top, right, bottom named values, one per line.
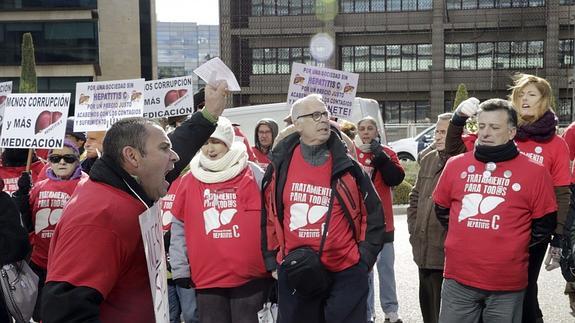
left=400, top=160, right=419, bottom=186
left=393, top=180, right=413, bottom=205
left=452, top=83, right=468, bottom=111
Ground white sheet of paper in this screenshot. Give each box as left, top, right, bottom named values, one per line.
left=193, top=57, right=241, bottom=92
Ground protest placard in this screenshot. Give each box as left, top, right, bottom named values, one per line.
left=287, top=63, right=359, bottom=119
left=144, top=76, right=195, bottom=119
left=74, top=78, right=145, bottom=131
left=193, top=57, right=241, bottom=91
left=0, top=81, right=13, bottom=126
left=139, top=204, right=170, bottom=323
left=0, top=93, right=70, bottom=149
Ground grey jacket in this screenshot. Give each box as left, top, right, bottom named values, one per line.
left=407, top=149, right=447, bottom=270
left=169, top=161, right=264, bottom=280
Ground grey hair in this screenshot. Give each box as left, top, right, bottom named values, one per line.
left=290, top=94, right=325, bottom=122
left=437, top=112, right=453, bottom=121
left=357, top=116, right=378, bottom=129
left=103, top=117, right=158, bottom=165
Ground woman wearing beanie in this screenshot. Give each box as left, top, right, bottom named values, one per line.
left=16, top=139, right=88, bottom=321
left=171, top=117, right=272, bottom=323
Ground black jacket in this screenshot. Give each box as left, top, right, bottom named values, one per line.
left=41, top=111, right=216, bottom=323
left=0, top=191, right=30, bottom=266
left=261, top=131, right=390, bottom=271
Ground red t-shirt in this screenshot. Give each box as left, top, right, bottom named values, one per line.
left=563, top=122, right=575, bottom=161
left=47, top=180, right=154, bottom=322
left=281, top=146, right=359, bottom=272
left=355, top=145, right=401, bottom=232
left=433, top=152, right=556, bottom=291
left=515, top=135, right=571, bottom=187
left=562, top=123, right=575, bottom=183
left=160, top=176, right=183, bottom=232
left=172, top=167, right=269, bottom=289
left=252, top=147, right=271, bottom=171
left=29, top=173, right=88, bottom=268
left=0, top=161, right=45, bottom=195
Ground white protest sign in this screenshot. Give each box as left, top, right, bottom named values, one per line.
left=0, top=93, right=70, bottom=149
left=193, top=57, right=241, bottom=91
left=144, top=76, right=195, bottom=119
left=287, top=63, right=359, bottom=119
left=139, top=203, right=169, bottom=323
left=0, top=81, right=13, bottom=126
left=74, top=78, right=145, bottom=131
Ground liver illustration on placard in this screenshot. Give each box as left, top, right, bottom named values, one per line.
left=164, top=89, right=188, bottom=107
left=35, top=111, right=63, bottom=134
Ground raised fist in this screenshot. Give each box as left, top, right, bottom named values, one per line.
left=455, top=97, right=480, bottom=118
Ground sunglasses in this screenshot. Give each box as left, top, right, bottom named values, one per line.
left=48, top=154, right=78, bottom=164
left=296, top=111, right=330, bottom=122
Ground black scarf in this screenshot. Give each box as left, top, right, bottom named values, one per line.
left=474, top=140, right=519, bottom=163
left=515, top=110, right=557, bottom=142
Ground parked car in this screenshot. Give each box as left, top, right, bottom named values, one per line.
left=223, top=97, right=386, bottom=145
left=387, top=125, right=435, bottom=161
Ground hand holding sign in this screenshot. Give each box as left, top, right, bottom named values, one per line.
left=204, top=81, right=229, bottom=118
left=193, top=57, right=241, bottom=92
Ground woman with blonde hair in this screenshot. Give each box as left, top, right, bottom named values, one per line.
left=509, top=74, right=571, bottom=323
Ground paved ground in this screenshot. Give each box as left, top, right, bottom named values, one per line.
left=371, top=212, right=575, bottom=323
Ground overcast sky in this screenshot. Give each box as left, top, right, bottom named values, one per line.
left=156, top=0, right=219, bottom=25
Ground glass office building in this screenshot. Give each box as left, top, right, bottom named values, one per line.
left=0, top=0, right=157, bottom=114
left=221, top=0, right=575, bottom=125
left=157, top=22, right=219, bottom=93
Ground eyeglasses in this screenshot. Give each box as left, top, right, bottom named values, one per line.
left=296, top=111, right=330, bottom=122
left=48, top=154, right=78, bottom=164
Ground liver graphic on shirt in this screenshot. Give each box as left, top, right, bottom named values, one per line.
left=289, top=203, right=328, bottom=231
left=458, top=193, right=505, bottom=222
left=35, top=208, right=63, bottom=235
left=203, top=207, right=238, bottom=234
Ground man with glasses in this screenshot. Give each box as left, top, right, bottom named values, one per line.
left=261, top=94, right=389, bottom=323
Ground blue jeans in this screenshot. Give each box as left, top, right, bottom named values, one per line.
left=176, top=285, right=199, bottom=323
left=367, top=242, right=399, bottom=320
left=168, top=284, right=181, bottom=323
left=439, top=278, right=524, bottom=323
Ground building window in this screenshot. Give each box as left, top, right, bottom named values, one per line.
left=341, top=44, right=432, bottom=73
left=339, top=0, right=431, bottom=12
left=445, top=43, right=461, bottom=70
left=557, top=98, right=573, bottom=124
left=560, top=0, right=575, bottom=4
left=381, top=100, right=431, bottom=123
left=444, top=40, right=544, bottom=70
left=0, top=21, right=98, bottom=65
left=0, top=0, right=96, bottom=9
left=252, top=0, right=317, bottom=15
left=559, top=39, right=573, bottom=68
left=251, top=47, right=321, bottom=74
left=447, top=0, right=544, bottom=9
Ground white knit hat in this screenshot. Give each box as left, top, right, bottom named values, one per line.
left=210, top=116, right=235, bottom=148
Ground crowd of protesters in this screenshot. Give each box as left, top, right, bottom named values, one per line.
left=2, top=72, right=575, bottom=323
